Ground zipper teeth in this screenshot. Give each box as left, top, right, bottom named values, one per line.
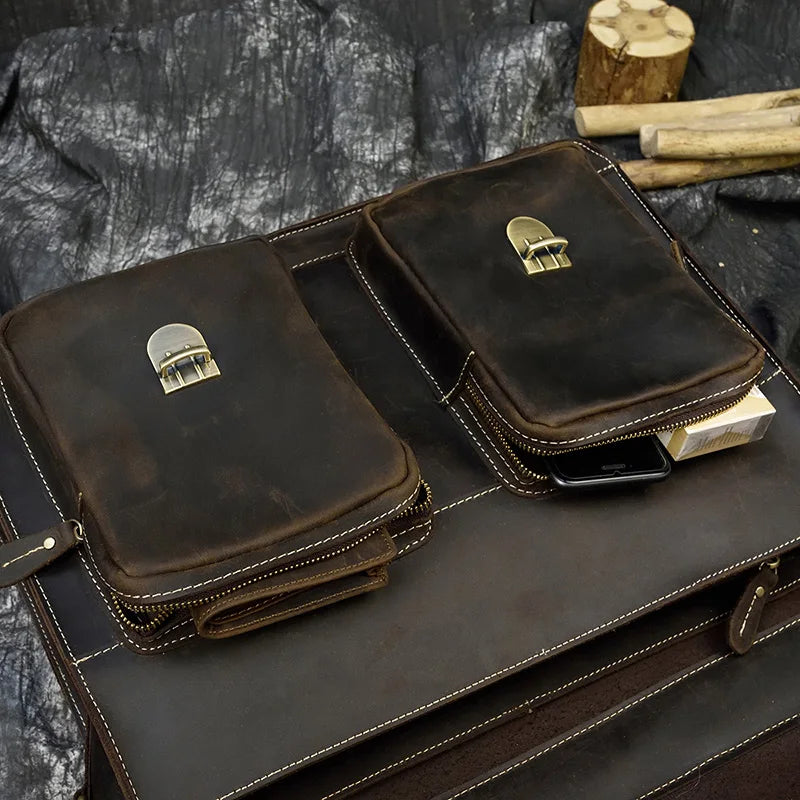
left=464, top=378, right=753, bottom=463
left=112, top=481, right=433, bottom=633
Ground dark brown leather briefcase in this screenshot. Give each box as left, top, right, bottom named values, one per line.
left=2, top=140, right=799, bottom=800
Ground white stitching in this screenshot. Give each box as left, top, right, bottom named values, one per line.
left=267, top=209, right=362, bottom=243
left=454, top=396, right=553, bottom=494
left=347, top=242, right=444, bottom=392
left=71, top=661, right=142, bottom=800
left=440, top=352, right=475, bottom=405
left=2, top=541, right=47, bottom=569
left=444, top=615, right=800, bottom=799
left=759, top=367, right=783, bottom=386
left=0, top=375, right=64, bottom=520
left=597, top=163, right=616, bottom=174
left=1, top=494, right=84, bottom=715
left=318, top=611, right=728, bottom=800
left=396, top=520, right=434, bottom=557
left=289, top=250, right=345, bottom=270
left=84, top=477, right=421, bottom=601
left=468, top=373, right=757, bottom=447
left=446, top=657, right=727, bottom=799
left=434, top=486, right=502, bottom=515
left=73, top=643, right=121, bottom=665
left=738, top=587, right=761, bottom=638
left=635, top=712, right=800, bottom=800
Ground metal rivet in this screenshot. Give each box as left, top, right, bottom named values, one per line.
left=43, top=536, right=56, bottom=550
left=755, top=586, right=765, bottom=598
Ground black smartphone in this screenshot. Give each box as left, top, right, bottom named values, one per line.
left=546, top=436, right=671, bottom=490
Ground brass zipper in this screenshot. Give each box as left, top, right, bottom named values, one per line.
left=111, top=480, right=432, bottom=636
left=463, top=377, right=753, bottom=475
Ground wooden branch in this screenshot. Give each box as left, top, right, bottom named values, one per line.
left=640, top=107, right=800, bottom=155
left=620, top=154, right=800, bottom=189
left=647, top=127, right=800, bottom=159
left=574, top=0, right=694, bottom=106
left=575, top=88, right=800, bottom=136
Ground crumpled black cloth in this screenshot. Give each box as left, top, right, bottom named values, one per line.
left=0, top=1, right=799, bottom=795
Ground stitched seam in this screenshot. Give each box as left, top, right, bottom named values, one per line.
left=758, top=367, right=783, bottom=386
left=2, top=542, right=46, bottom=569
left=213, top=579, right=386, bottom=635
left=434, top=486, right=502, bottom=515
left=0, top=491, right=76, bottom=661
left=267, top=209, right=361, bottom=243
left=468, top=373, right=756, bottom=447
left=446, top=657, right=727, bottom=799
left=597, top=163, right=616, bottom=174
left=318, top=611, right=728, bottom=800
left=72, top=661, right=142, bottom=800
left=635, top=712, right=800, bottom=800
left=201, top=534, right=395, bottom=612
left=347, top=243, right=444, bottom=392
left=289, top=250, right=345, bottom=271
left=1, top=488, right=84, bottom=713
left=738, top=589, right=760, bottom=638
left=455, top=397, right=554, bottom=496
left=73, top=643, right=121, bottom=665
left=396, top=520, right=434, bottom=557
left=84, top=477, right=420, bottom=601
left=0, top=375, right=64, bottom=520
left=445, top=615, right=800, bottom=800
left=440, top=352, right=475, bottom=405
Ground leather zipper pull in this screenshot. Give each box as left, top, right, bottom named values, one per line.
left=0, top=520, right=82, bottom=587
left=728, top=557, right=780, bottom=655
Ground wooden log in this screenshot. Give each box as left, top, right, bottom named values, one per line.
left=574, top=0, right=694, bottom=107
left=640, top=107, right=800, bottom=155
left=575, top=88, right=800, bottom=137
left=647, top=127, right=800, bottom=159
left=620, top=154, right=800, bottom=189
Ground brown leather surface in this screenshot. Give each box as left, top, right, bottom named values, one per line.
left=353, top=141, right=763, bottom=452
left=1, top=144, right=799, bottom=800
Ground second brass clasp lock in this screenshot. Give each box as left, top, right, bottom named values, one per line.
left=506, top=216, right=572, bottom=275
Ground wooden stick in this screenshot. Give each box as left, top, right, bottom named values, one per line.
left=648, top=127, right=800, bottom=159
left=575, top=88, right=800, bottom=136
left=640, top=107, right=800, bottom=155
left=620, top=154, right=800, bottom=189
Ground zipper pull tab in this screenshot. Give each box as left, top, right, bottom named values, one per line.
left=0, top=519, right=82, bottom=588
left=728, top=557, right=780, bottom=655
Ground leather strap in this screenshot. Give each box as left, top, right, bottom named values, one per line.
left=0, top=520, right=80, bottom=587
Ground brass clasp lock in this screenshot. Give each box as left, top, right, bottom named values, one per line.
left=506, top=216, right=572, bottom=275
left=147, top=323, right=221, bottom=395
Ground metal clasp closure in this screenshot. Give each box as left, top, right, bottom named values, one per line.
left=506, top=216, right=572, bottom=275
left=147, top=323, right=221, bottom=395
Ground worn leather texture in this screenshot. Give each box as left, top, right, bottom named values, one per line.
left=437, top=612, right=800, bottom=800
left=0, top=236, right=424, bottom=644
left=81, top=563, right=800, bottom=799
left=1, top=153, right=799, bottom=800
left=353, top=142, right=764, bottom=458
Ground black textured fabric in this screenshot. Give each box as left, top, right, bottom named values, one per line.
left=0, top=0, right=799, bottom=796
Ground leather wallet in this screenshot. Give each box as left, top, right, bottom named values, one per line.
left=0, top=236, right=431, bottom=648
left=350, top=141, right=764, bottom=493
